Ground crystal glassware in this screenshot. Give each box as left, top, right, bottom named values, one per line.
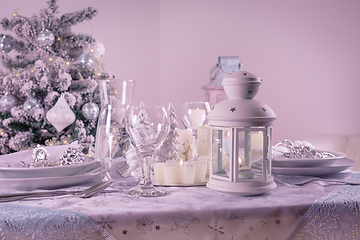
left=181, top=102, right=211, bottom=161
left=95, top=79, right=140, bottom=189
left=125, top=105, right=170, bottom=197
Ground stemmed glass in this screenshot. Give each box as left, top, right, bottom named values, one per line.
left=181, top=102, right=211, bottom=161
left=125, top=105, right=170, bottom=197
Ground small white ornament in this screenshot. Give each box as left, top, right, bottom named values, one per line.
left=90, top=41, right=105, bottom=58
left=0, top=92, right=18, bottom=112
left=46, top=95, right=76, bottom=132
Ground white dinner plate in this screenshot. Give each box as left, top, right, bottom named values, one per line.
left=0, top=157, right=99, bottom=179
left=253, top=158, right=355, bottom=176
left=0, top=172, right=101, bottom=190
left=271, top=150, right=347, bottom=168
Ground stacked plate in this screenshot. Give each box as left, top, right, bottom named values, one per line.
left=253, top=150, right=355, bottom=176
left=0, top=144, right=100, bottom=190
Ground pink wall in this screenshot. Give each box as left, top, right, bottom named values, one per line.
left=1, top=0, right=360, bottom=143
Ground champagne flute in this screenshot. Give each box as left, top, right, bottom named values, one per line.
left=125, top=105, right=170, bottom=197
left=181, top=102, right=211, bottom=161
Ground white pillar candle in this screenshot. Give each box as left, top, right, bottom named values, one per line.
left=177, top=129, right=193, bottom=162
left=163, top=162, right=181, bottom=184
left=188, top=108, right=206, bottom=128
left=194, top=161, right=207, bottom=183
left=153, top=162, right=165, bottom=183
left=180, top=161, right=196, bottom=184
left=197, top=125, right=210, bottom=158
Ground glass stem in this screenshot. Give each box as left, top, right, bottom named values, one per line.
left=141, top=154, right=154, bottom=189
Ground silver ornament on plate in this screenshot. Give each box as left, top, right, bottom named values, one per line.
left=32, top=144, right=49, bottom=162
left=0, top=92, right=18, bottom=112
left=0, top=35, right=12, bottom=53
left=46, top=95, right=76, bottom=132
left=59, top=147, right=85, bottom=165
left=23, top=98, right=41, bottom=116
left=81, top=101, right=99, bottom=120
left=38, top=29, right=55, bottom=47
left=77, top=53, right=96, bottom=70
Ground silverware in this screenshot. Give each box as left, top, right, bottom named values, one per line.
left=274, top=176, right=360, bottom=187
left=0, top=179, right=114, bottom=202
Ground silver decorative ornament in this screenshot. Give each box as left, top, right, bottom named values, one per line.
left=32, top=144, right=49, bottom=162
left=0, top=92, right=18, bottom=112
left=23, top=98, right=41, bottom=116
left=77, top=53, right=96, bottom=70
left=37, top=29, right=55, bottom=47
left=0, top=35, right=12, bottom=53
left=59, top=147, right=85, bottom=165
left=81, top=102, right=99, bottom=120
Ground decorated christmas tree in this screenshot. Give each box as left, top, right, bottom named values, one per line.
left=158, top=102, right=180, bottom=162
left=0, top=0, right=108, bottom=155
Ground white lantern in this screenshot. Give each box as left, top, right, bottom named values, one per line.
left=206, top=70, right=277, bottom=195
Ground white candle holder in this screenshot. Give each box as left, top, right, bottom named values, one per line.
left=206, top=70, right=277, bottom=196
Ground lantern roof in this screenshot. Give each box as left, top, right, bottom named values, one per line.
left=207, top=70, right=276, bottom=127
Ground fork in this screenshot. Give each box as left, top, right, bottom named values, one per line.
left=273, top=176, right=360, bottom=187
left=0, top=179, right=114, bottom=202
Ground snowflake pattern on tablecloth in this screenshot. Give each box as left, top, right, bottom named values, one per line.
left=72, top=206, right=87, bottom=213
left=60, top=199, right=74, bottom=207
left=229, top=212, right=245, bottom=226
left=169, top=211, right=200, bottom=235
left=260, top=216, right=271, bottom=227
left=136, top=215, right=153, bottom=234
left=208, top=220, right=225, bottom=238
left=96, top=214, right=116, bottom=230
left=92, top=199, right=109, bottom=206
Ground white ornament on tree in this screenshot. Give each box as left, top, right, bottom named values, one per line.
left=46, top=95, right=76, bottom=132
left=0, top=92, right=18, bottom=112
left=90, top=41, right=105, bottom=59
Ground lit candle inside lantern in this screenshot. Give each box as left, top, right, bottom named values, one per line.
left=188, top=108, right=206, bottom=128
left=238, top=157, right=254, bottom=179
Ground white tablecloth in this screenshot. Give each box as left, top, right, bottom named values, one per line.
left=0, top=171, right=356, bottom=240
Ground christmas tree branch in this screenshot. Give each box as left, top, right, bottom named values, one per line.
left=47, top=0, right=59, bottom=14
left=59, top=7, right=97, bottom=28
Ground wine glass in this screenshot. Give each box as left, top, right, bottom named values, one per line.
left=125, top=105, right=170, bottom=197
left=95, top=79, right=140, bottom=189
left=181, top=102, right=211, bottom=161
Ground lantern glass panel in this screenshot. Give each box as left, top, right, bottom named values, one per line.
left=211, top=128, right=231, bottom=180
left=236, top=128, right=264, bottom=164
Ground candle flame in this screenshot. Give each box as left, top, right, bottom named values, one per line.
left=180, top=159, right=184, bottom=165
left=238, top=157, right=242, bottom=167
